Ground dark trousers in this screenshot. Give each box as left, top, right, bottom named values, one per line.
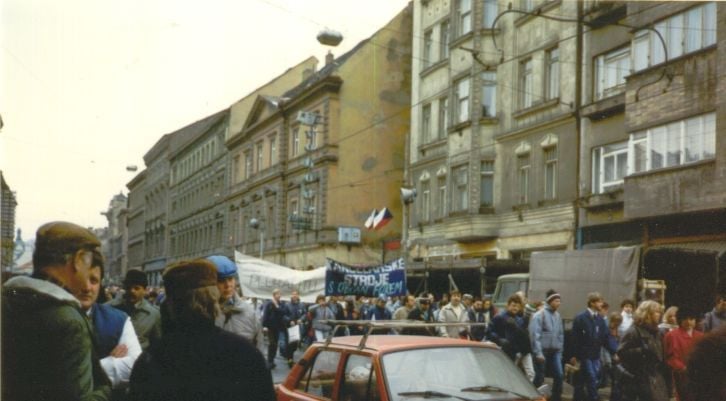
left=267, top=328, right=280, bottom=364
left=574, top=358, right=601, bottom=401
left=278, top=329, right=299, bottom=360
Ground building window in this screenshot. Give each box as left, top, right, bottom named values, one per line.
left=287, top=200, right=297, bottom=233
left=291, top=127, right=300, bottom=157
left=256, top=141, right=264, bottom=171
left=233, top=155, right=240, bottom=183
left=595, top=46, right=630, bottom=100
left=421, top=103, right=432, bottom=143
left=632, top=113, right=715, bottom=172
left=480, top=161, right=494, bottom=207
left=591, top=113, right=716, bottom=194
left=437, top=176, right=447, bottom=218
left=592, top=141, right=628, bottom=194
left=420, top=180, right=431, bottom=221
left=453, top=165, right=469, bottom=212
left=483, top=0, right=498, bottom=29
left=454, top=77, right=470, bottom=123
left=633, top=2, right=716, bottom=72
left=423, top=29, right=433, bottom=68
left=267, top=204, right=275, bottom=238
left=545, top=47, right=560, bottom=100
left=543, top=146, right=557, bottom=200
left=481, top=71, right=497, bottom=118
left=269, top=136, right=277, bottom=165
left=305, top=124, right=317, bottom=150
left=632, top=31, right=649, bottom=71
left=244, top=151, right=252, bottom=179
left=517, top=153, right=530, bottom=204
left=438, top=96, right=449, bottom=138
left=439, top=21, right=450, bottom=60
left=520, top=59, right=533, bottom=109
left=457, top=0, right=472, bottom=36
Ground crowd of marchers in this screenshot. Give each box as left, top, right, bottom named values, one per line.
left=2, top=221, right=725, bottom=401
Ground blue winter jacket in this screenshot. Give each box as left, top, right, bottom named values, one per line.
left=529, top=304, right=564, bottom=358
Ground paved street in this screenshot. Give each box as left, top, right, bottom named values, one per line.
left=259, top=341, right=305, bottom=384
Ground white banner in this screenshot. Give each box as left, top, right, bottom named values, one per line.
left=234, top=251, right=326, bottom=303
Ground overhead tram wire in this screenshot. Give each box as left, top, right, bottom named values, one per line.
left=486, top=3, right=673, bottom=101
left=320, top=65, right=726, bottom=195
left=242, top=1, right=714, bottom=191
left=247, top=0, right=694, bottom=151
left=314, top=36, right=721, bottom=175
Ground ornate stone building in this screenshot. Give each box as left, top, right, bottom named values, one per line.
left=226, top=4, right=413, bottom=268
left=1, top=171, right=17, bottom=271
left=167, top=110, right=230, bottom=264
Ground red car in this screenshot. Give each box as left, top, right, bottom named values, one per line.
left=276, top=335, right=546, bottom=401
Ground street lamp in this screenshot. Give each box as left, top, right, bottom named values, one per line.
left=317, top=29, right=343, bottom=47
left=249, top=218, right=264, bottom=259
left=400, top=187, right=417, bottom=274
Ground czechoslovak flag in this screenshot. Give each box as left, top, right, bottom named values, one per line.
left=373, top=207, right=393, bottom=230
left=364, top=209, right=378, bottom=230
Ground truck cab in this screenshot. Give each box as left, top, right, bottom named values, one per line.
left=492, top=273, right=529, bottom=312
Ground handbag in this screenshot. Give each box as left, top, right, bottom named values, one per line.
left=287, top=324, right=301, bottom=343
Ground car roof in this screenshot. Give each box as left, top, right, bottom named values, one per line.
left=316, top=335, right=499, bottom=353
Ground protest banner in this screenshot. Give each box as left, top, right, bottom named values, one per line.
left=325, top=258, right=406, bottom=297
left=234, top=251, right=325, bottom=303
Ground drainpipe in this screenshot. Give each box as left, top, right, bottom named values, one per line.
left=574, top=1, right=583, bottom=250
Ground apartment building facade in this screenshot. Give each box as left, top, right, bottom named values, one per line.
left=408, top=0, right=579, bottom=295
left=225, top=57, right=319, bottom=260
left=167, top=110, right=229, bottom=268
left=102, top=193, right=128, bottom=282
left=227, top=4, right=413, bottom=269
left=1, top=171, right=17, bottom=271
left=126, top=170, right=146, bottom=273
left=579, top=1, right=726, bottom=311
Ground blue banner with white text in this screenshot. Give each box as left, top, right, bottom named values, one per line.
left=325, top=258, right=406, bottom=297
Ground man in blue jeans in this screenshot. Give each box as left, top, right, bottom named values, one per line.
left=529, top=289, right=564, bottom=401
left=570, top=292, right=616, bottom=401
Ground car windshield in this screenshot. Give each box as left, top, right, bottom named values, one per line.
left=382, top=346, right=539, bottom=401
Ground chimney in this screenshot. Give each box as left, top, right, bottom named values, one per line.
left=325, top=51, right=335, bottom=66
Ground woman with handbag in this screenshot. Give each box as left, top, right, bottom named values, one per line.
left=616, top=300, right=669, bottom=401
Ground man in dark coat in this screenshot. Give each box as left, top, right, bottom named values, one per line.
left=262, top=288, right=287, bottom=369
left=404, top=297, right=435, bottom=336
left=488, top=294, right=534, bottom=381
left=468, top=298, right=490, bottom=341
left=571, top=292, right=615, bottom=401
left=2, top=221, right=111, bottom=401
left=128, top=259, right=274, bottom=401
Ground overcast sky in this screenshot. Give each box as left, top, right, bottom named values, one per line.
left=1, top=0, right=411, bottom=239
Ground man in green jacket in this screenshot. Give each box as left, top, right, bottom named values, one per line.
left=110, top=269, right=161, bottom=351
left=2, top=221, right=111, bottom=401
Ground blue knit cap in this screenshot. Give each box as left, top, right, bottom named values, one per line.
left=206, top=255, right=237, bottom=279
